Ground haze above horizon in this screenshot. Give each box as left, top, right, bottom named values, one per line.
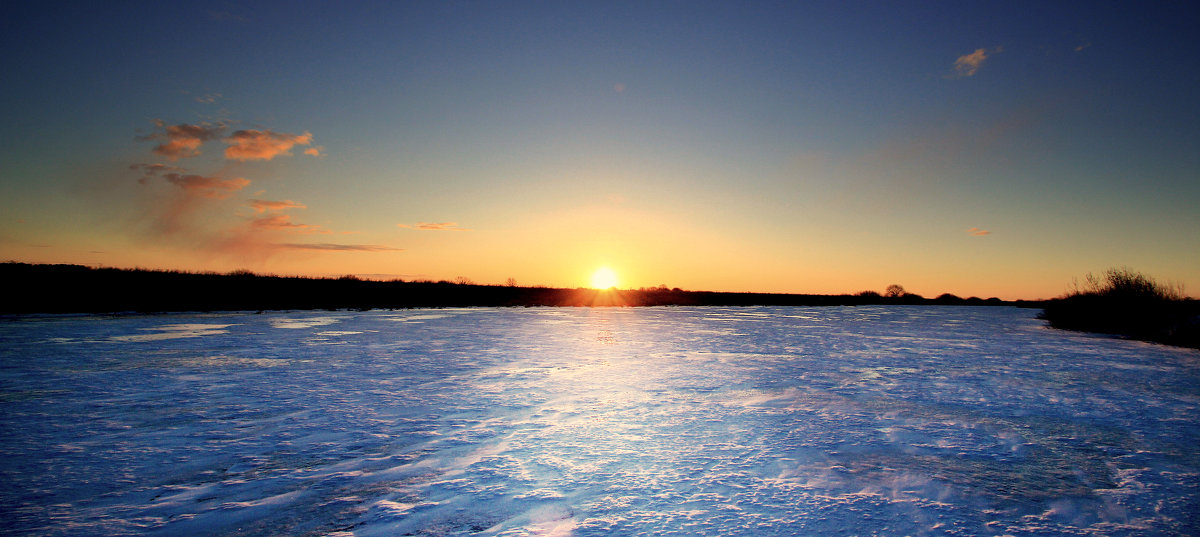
left=2, top=2, right=1196, bottom=300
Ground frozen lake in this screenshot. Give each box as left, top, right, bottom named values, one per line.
left=2, top=306, right=1198, bottom=536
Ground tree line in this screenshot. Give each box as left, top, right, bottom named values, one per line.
left=0, top=263, right=1022, bottom=314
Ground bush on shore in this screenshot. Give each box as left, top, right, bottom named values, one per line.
left=1039, top=268, right=1199, bottom=348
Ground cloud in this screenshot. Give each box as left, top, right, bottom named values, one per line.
left=279, top=243, right=402, bottom=252
left=130, top=163, right=184, bottom=174
left=966, top=227, right=992, bottom=236
left=244, top=198, right=326, bottom=234
left=950, top=47, right=1002, bottom=78
left=249, top=214, right=327, bottom=234
left=139, top=121, right=226, bottom=160
left=398, top=222, right=471, bottom=231
left=130, top=163, right=185, bottom=183
left=224, top=129, right=315, bottom=161
left=164, top=173, right=250, bottom=199
left=137, top=120, right=321, bottom=162
left=1074, top=40, right=1091, bottom=52
left=248, top=199, right=306, bottom=213
left=124, top=117, right=370, bottom=263
left=194, top=93, right=222, bottom=104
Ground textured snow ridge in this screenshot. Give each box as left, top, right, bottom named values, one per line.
left=1, top=306, right=1198, bottom=536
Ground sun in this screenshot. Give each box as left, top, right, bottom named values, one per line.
left=589, top=267, right=619, bottom=289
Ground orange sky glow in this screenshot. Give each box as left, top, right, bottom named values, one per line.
left=1, top=3, right=1197, bottom=301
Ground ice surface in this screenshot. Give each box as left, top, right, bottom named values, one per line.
left=1, top=306, right=1198, bottom=535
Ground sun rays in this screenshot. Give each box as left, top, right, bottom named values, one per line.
left=589, top=267, right=619, bottom=289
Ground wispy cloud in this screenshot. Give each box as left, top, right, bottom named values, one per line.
left=164, top=173, right=250, bottom=199
left=138, top=121, right=226, bottom=160
left=398, top=222, right=471, bottom=231
left=279, top=243, right=402, bottom=252
left=949, top=47, right=1002, bottom=78
left=137, top=121, right=319, bottom=162
left=130, top=163, right=183, bottom=174
left=248, top=199, right=306, bottom=213
left=195, top=93, right=222, bottom=104
left=130, top=163, right=185, bottom=183
left=224, top=129, right=315, bottom=161
left=126, top=115, right=364, bottom=261
left=249, top=214, right=328, bottom=234
left=966, top=227, right=992, bottom=236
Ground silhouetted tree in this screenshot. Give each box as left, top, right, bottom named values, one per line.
left=885, top=284, right=906, bottom=298
left=1071, top=267, right=1183, bottom=300
left=1041, top=268, right=1198, bottom=348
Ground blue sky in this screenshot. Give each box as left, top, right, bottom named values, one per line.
left=2, top=1, right=1197, bottom=298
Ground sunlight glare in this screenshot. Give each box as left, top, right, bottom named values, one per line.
left=590, top=267, right=619, bottom=289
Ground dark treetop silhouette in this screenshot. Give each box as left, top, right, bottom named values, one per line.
left=1039, top=268, right=1200, bottom=349
left=10, top=263, right=1198, bottom=349
left=1, top=263, right=1019, bottom=314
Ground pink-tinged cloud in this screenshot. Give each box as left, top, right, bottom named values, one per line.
left=249, top=214, right=328, bottom=234
left=130, top=163, right=186, bottom=184
left=303, top=146, right=325, bottom=157
left=164, top=173, right=250, bottom=199
left=398, top=222, right=471, bottom=231
left=139, top=121, right=226, bottom=160
left=224, top=129, right=314, bottom=161
left=130, top=163, right=184, bottom=175
left=279, top=243, right=402, bottom=251
left=966, top=227, right=992, bottom=236
left=950, top=47, right=1002, bottom=78
left=248, top=199, right=306, bottom=213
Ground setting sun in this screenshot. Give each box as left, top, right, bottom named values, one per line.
left=590, top=267, right=619, bottom=289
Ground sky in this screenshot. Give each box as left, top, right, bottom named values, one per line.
left=1, top=1, right=1197, bottom=300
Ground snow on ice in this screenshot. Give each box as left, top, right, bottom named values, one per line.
left=1, top=306, right=1198, bottom=535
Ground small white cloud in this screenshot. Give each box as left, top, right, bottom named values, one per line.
left=949, top=47, right=1002, bottom=78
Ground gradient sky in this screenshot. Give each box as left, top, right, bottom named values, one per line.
left=2, top=1, right=1197, bottom=299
